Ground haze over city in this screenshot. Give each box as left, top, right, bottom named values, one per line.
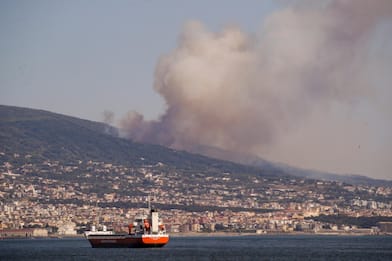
left=1, top=0, right=391, bottom=180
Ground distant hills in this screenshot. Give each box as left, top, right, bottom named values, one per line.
left=268, top=163, right=392, bottom=187
left=0, top=104, right=390, bottom=187
left=187, top=144, right=392, bottom=186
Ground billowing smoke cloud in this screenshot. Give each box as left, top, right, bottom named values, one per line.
left=121, top=0, right=392, bottom=178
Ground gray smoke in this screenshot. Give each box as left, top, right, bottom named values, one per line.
left=102, top=110, right=118, bottom=136
left=121, top=0, right=392, bottom=177
left=102, top=110, right=114, bottom=125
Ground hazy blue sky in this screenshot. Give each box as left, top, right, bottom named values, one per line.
left=1, top=0, right=391, bottom=180
left=0, top=0, right=278, bottom=121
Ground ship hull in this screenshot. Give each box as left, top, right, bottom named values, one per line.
left=87, top=234, right=169, bottom=248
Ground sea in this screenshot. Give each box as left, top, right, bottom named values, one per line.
left=0, top=235, right=391, bottom=261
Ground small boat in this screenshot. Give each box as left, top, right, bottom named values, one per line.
left=85, top=206, right=169, bottom=248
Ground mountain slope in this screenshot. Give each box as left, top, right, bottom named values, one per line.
left=1, top=105, right=390, bottom=187
left=0, top=105, right=284, bottom=178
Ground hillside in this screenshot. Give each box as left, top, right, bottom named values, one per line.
left=1, top=105, right=390, bottom=187
left=0, top=105, right=284, bottom=178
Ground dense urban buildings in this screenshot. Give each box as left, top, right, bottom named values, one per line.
left=1, top=152, right=391, bottom=237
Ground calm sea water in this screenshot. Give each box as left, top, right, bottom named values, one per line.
left=0, top=235, right=391, bottom=261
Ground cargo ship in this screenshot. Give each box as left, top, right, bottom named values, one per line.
left=85, top=205, right=169, bottom=248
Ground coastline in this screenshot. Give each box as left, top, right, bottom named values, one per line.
left=168, top=230, right=390, bottom=237
left=1, top=230, right=390, bottom=240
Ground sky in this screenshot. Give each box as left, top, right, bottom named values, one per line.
left=1, top=0, right=391, bottom=180
left=0, top=0, right=277, bottom=121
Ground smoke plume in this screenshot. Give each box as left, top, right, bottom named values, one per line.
left=121, top=0, right=392, bottom=177
left=102, top=110, right=114, bottom=125
left=102, top=110, right=119, bottom=136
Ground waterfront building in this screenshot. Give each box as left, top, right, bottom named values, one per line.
left=0, top=228, right=48, bottom=238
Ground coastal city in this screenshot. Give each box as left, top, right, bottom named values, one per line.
left=1, top=152, right=392, bottom=238
left=2, top=0, right=392, bottom=258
